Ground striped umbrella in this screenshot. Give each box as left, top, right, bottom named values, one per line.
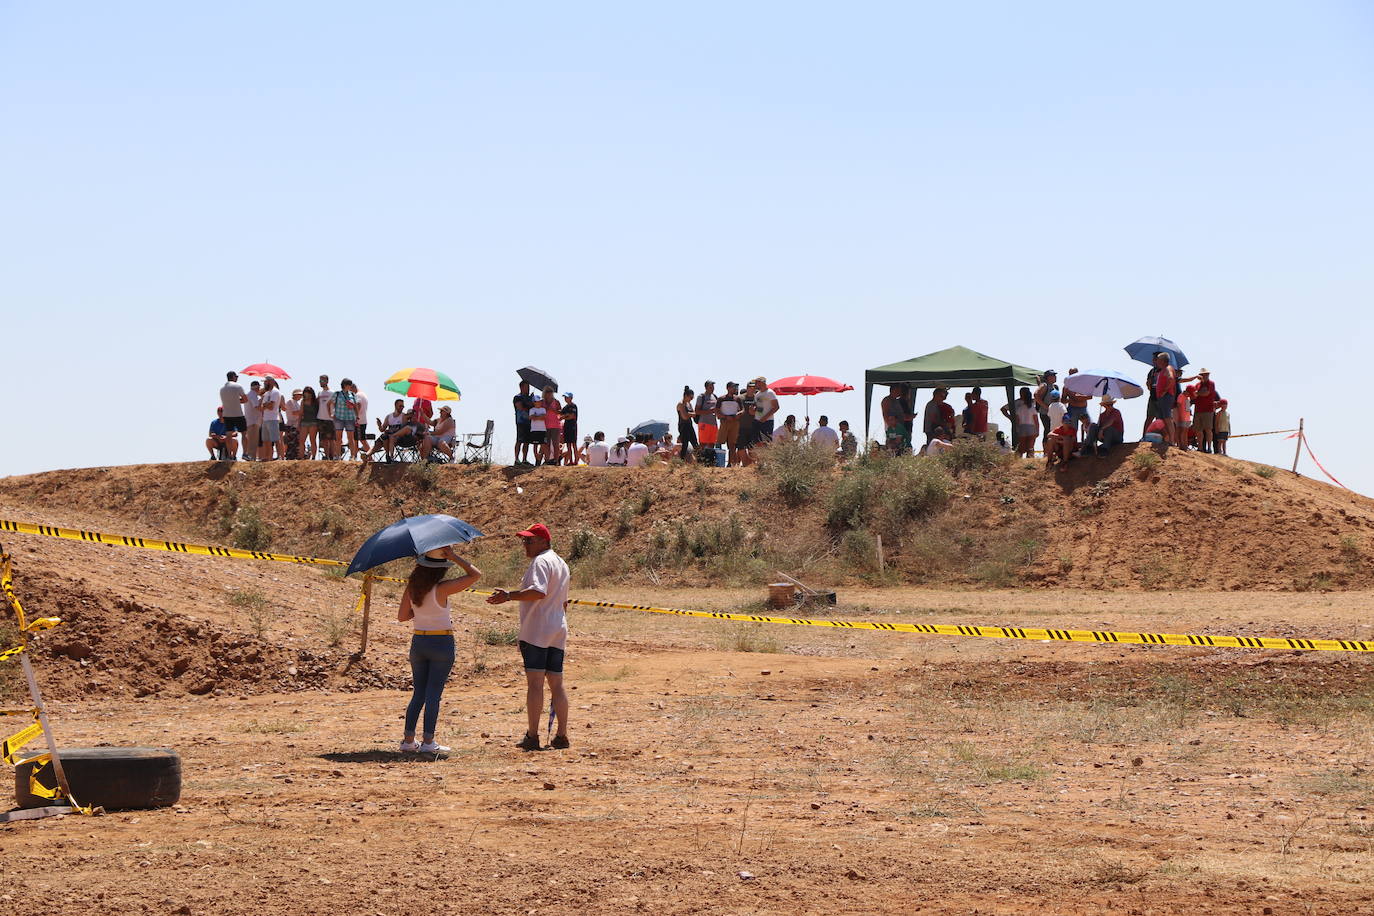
left=383, top=368, right=461, bottom=401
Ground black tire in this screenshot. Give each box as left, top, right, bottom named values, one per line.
left=16, top=747, right=181, bottom=810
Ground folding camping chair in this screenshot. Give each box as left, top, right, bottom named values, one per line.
left=461, top=420, right=495, bottom=464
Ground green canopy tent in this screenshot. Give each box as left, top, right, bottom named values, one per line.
left=864, top=345, right=1040, bottom=447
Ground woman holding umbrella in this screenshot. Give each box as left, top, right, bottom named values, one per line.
left=397, top=546, right=482, bottom=753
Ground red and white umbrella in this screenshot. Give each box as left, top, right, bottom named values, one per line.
left=769, top=375, right=853, bottom=421
left=241, top=362, right=291, bottom=380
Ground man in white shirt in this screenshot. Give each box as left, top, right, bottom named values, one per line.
left=317, top=375, right=336, bottom=460
left=354, top=387, right=370, bottom=458
left=486, top=524, right=571, bottom=751
left=586, top=431, right=610, bottom=467
left=626, top=438, right=649, bottom=467
left=753, top=376, right=780, bottom=444
left=810, top=415, right=840, bottom=456
left=243, top=381, right=263, bottom=462
left=257, top=378, right=284, bottom=460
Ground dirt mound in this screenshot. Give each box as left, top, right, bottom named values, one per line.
left=1, top=445, right=1372, bottom=594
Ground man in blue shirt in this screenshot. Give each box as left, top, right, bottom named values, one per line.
left=206, top=407, right=239, bottom=460
left=512, top=380, right=535, bottom=467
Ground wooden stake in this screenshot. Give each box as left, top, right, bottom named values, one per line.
left=1292, top=418, right=1304, bottom=473
left=876, top=534, right=885, bottom=572
left=21, top=652, right=73, bottom=804
left=358, top=575, right=374, bottom=656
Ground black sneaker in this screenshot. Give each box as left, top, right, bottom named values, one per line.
left=516, top=733, right=542, bottom=751
left=550, top=735, right=570, bottom=750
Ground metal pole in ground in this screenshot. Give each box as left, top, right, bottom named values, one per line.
left=1292, top=418, right=1304, bottom=473
left=21, top=653, right=76, bottom=808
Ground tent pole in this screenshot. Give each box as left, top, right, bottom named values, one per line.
left=863, top=381, right=873, bottom=453
left=1005, top=384, right=1015, bottom=450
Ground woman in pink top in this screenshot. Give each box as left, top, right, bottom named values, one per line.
left=540, top=387, right=562, bottom=467
left=397, top=546, right=481, bottom=754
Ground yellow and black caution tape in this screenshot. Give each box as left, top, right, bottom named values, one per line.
left=2, top=714, right=42, bottom=765
left=5, top=516, right=1374, bottom=654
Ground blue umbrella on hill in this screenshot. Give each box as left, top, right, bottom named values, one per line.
left=1124, top=336, right=1189, bottom=369
left=346, top=514, right=484, bottom=576
left=629, top=419, right=669, bottom=439
left=1063, top=370, right=1145, bottom=400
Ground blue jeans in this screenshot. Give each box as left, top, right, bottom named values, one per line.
left=405, top=634, right=455, bottom=737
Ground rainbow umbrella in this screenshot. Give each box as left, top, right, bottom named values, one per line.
left=384, top=368, right=461, bottom=401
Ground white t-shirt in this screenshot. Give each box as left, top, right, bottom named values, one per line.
left=529, top=406, right=547, bottom=432
left=258, top=389, right=281, bottom=423
left=383, top=411, right=405, bottom=430
left=754, top=389, right=779, bottom=421
left=219, top=383, right=246, bottom=418
left=772, top=426, right=791, bottom=443
left=626, top=442, right=649, bottom=467
left=587, top=442, right=609, bottom=467
left=810, top=425, right=840, bottom=450
left=284, top=398, right=302, bottom=426
left=926, top=438, right=954, bottom=457
left=607, top=446, right=628, bottom=466
left=244, top=390, right=262, bottom=424
left=1048, top=402, right=1067, bottom=428
left=317, top=388, right=333, bottom=420
left=519, top=550, right=570, bottom=649
left=355, top=392, right=368, bottom=426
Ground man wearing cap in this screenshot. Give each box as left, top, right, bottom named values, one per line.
left=695, top=380, right=719, bottom=460
left=1034, top=370, right=1058, bottom=450
left=1188, top=369, right=1219, bottom=454
left=753, top=376, right=779, bottom=446
left=487, top=524, right=572, bottom=751
left=219, top=371, right=248, bottom=440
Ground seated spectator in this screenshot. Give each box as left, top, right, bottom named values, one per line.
left=1081, top=395, right=1124, bottom=457
left=420, top=405, right=457, bottom=462
left=810, top=415, right=840, bottom=455
left=366, top=400, right=407, bottom=462
left=368, top=408, right=418, bottom=462
left=206, top=407, right=239, bottom=460
left=838, top=420, right=858, bottom=460
left=995, top=431, right=1012, bottom=454
left=607, top=437, right=630, bottom=466
left=1046, top=416, right=1077, bottom=471
left=627, top=437, right=650, bottom=467
left=772, top=414, right=801, bottom=444
left=1142, top=418, right=1166, bottom=444
left=923, top=426, right=954, bottom=457
left=586, top=431, right=609, bottom=467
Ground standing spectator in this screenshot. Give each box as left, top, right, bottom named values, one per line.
left=1214, top=399, right=1231, bottom=456
left=354, top=385, right=370, bottom=458
left=219, top=371, right=247, bottom=441
left=716, top=381, right=742, bottom=466
left=1034, top=370, right=1058, bottom=448
left=881, top=384, right=913, bottom=455
left=736, top=381, right=758, bottom=466
left=1175, top=388, right=1194, bottom=449
left=411, top=395, right=432, bottom=430
left=1083, top=395, right=1124, bottom=457
left=810, top=415, right=840, bottom=456
left=1150, top=352, right=1179, bottom=447
left=1142, top=358, right=1161, bottom=437
left=1061, top=372, right=1091, bottom=438
left=964, top=387, right=989, bottom=439
left=317, top=375, right=337, bottom=459
left=1000, top=387, right=1039, bottom=458
left=837, top=420, right=858, bottom=460
left=627, top=437, right=650, bottom=467
left=397, top=545, right=482, bottom=754
left=695, top=381, right=719, bottom=458
left=586, top=431, right=609, bottom=467
left=1189, top=369, right=1219, bottom=454
left=527, top=396, right=548, bottom=464
left=541, top=387, right=562, bottom=468
left=559, top=393, right=579, bottom=466
left=512, top=381, right=535, bottom=467
left=922, top=388, right=956, bottom=445
left=243, top=380, right=263, bottom=462
left=421, top=405, right=457, bottom=462
left=753, top=377, right=780, bottom=445
left=484, top=523, right=571, bottom=751
left=676, top=387, right=698, bottom=459
left=1047, top=391, right=1067, bottom=437
left=206, top=407, right=239, bottom=460
left=333, top=378, right=360, bottom=460
left=299, top=387, right=320, bottom=459
left=258, top=377, right=283, bottom=461
left=284, top=389, right=302, bottom=459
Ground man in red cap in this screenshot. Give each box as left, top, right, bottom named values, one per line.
left=486, top=523, right=571, bottom=751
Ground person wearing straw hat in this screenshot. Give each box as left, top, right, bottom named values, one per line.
left=1083, top=395, right=1125, bottom=457
left=486, top=523, right=571, bottom=751
left=397, top=546, right=482, bottom=754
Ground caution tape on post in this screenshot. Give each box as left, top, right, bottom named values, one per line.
left=5, top=516, right=1374, bottom=653
left=2, top=716, right=42, bottom=765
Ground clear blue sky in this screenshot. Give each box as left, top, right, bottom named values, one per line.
left=3, top=2, right=1371, bottom=491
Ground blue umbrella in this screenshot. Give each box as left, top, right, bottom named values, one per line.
left=346, top=514, right=484, bottom=576
left=1063, top=370, right=1145, bottom=400
left=630, top=419, right=669, bottom=439
left=1124, top=336, right=1188, bottom=369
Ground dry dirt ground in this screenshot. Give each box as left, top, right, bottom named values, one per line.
left=4, top=477, right=1374, bottom=913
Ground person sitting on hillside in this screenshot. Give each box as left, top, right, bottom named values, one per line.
left=838, top=420, right=858, bottom=460
left=366, top=400, right=406, bottom=462
left=810, top=415, right=840, bottom=455
left=420, top=405, right=457, bottom=462
left=1142, top=417, right=1166, bottom=444
left=626, top=436, right=650, bottom=467
left=772, top=414, right=802, bottom=444
left=586, top=431, right=609, bottom=467
left=923, top=388, right=956, bottom=446
left=962, top=388, right=989, bottom=440
left=607, top=437, right=630, bottom=466
left=368, top=408, right=419, bottom=462
left=1046, top=415, right=1077, bottom=471
left=923, top=426, right=954, bottom=457
left=1080, top=395, right=1124, bottom=457
left=206, top=407, right=239, bottom=460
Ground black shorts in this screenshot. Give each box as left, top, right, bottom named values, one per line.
left=519, top=640, right=565, bottom=673
left=562, top=421, right=577, bottom=444
left=528, top=430, right=547, bottom=444
left=223, top=416, right=247, bottom=433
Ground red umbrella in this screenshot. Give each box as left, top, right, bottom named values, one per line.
left=769, top=375, right=854, bottom=424
left=241, top=362, right=291, bottom=380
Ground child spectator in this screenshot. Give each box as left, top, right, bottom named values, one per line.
left=1046, top=414, right=1077, bottom=471
left=1214, top=399, right=1231, bottom=456
left=528, top=397, right=548, bottom=465
left=1047, top=390, right=1067, bottom=435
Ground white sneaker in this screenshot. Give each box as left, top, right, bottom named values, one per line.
left=418, top=741, right=450, bottom=754
left=399, top=740, right=421, bottom=752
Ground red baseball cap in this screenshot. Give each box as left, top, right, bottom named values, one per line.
left=517, top=523, right=551, bottom=541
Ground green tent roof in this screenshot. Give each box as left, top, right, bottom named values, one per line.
left=865, top=345, right=1039, bottom=388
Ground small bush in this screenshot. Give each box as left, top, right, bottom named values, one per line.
left=319, top=611, right=354, bottom=648
left=568, top=528, right=610, bottom=561
left=475, top=625, right=519, bottom=646
left=314, top=505, right=351, bottom=540
left=636, top=488, right=658, bottom=515
left=937, top=438, right=1011, bottom=477
left=229, top=589, right=271, bottom=637
left=758, top=437, right=835, bottom=507
left=841, top=529, right=879, bottom=570
left=614, top=503, right=635, bottom=539
left=230, top=505, right=272, bottom=551
left=827, top=452, right=953, bottom=535
left=718, top=623, right=780, bottom=654
left=407, top=462, right=438, bottom=491
left=1131, top=450, right=1160, bottom=474
left=1255, top=465, right=1277, bottom=479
